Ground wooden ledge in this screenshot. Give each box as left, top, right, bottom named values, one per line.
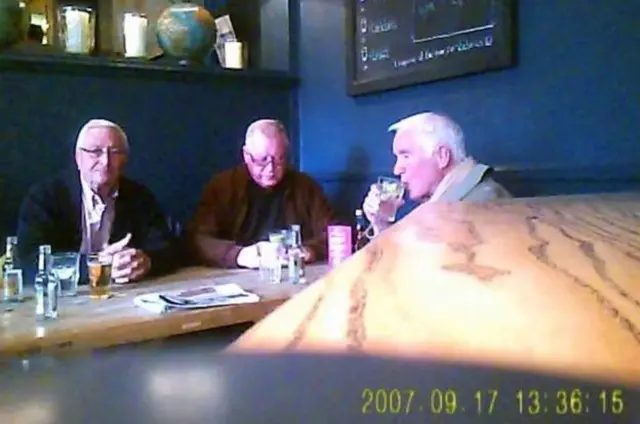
left=0, top=51, right=299, bottom=86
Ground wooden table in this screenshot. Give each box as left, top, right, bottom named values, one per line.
left=230, top=193, right=640, bottom=386
left=0, top=264, right=329, bottom=357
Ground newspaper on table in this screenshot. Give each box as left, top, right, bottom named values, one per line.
left=134, top=283, right=260, bottom=313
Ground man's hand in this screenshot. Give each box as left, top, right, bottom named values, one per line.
left=111, top=248, right=152, bottom=284
left=100, top=233, right=131, bottom=256
left=98, top=233, right=151, bottom=284
left=237, top=242, right=315, bottom=268
left=362, top=184, right=389, bottom=235
left=301, top=246, right=315, bottom=263
left=362, top=184, right=404, bottom=236
left=236, top=242, right=272, bottom=269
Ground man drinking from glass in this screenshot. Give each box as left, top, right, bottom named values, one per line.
left=362, top=112, right=511, bottom=237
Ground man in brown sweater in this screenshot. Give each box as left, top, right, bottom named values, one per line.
left=188, top=119, right=336, bottom=268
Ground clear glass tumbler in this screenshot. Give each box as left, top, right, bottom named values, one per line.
left=259, top=233, right=285, bottom=284
left=376, top=176, right=405, bottom=222
left=51, top=252, right=80, bottom=297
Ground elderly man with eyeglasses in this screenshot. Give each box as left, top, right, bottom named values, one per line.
left=188, top=119, right=336, bottom=269
left=17, top=118, right=179, bottom=284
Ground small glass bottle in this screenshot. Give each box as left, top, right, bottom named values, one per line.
left=34, top=245, right=59, bottom=321
left=288, top=225, right=306, bottom=284
left=2, top=236, right=23, bottom=303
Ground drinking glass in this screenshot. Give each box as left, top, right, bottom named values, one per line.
left=270, top=232, right=287, bottom=265
left=257, top=233, right=285, bottom=284
left=87, top=253, right=112, bottom=299
left=376, top=176, right=405, bottom=222
left=51, top=252, right=80, bottom=296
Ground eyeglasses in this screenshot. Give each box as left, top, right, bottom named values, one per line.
left=79, top=147, right=127, bottom=158
left=246, top=152, right=286, bottom=167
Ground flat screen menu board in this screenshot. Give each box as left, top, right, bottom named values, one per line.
left=346, top=0, right=516, bottom=96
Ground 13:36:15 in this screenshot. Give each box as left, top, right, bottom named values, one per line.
left=516, top=389, right=624, bottom=415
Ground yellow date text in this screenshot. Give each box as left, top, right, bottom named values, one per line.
left=361, top=388, right=499, bottom=415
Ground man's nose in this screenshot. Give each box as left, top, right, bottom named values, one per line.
left=98, top=151, right=111, bottom=166
left=264, top=161, right=275, bottom=173
left=393, top=163, right=403, bottom=176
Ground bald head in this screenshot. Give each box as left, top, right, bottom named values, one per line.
left=242, top=119, right=289, bottom=188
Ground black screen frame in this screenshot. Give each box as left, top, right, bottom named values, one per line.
left=345, top=0, right=518, bottom=97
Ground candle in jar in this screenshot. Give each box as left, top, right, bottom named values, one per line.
left=64, top=8, right=91, bottom=53
left=224, top=41, right=246, bottom=69
left=123, top=13, right=148, bottom=57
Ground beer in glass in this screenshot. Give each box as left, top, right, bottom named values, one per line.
left=87, top=253, right=112, bottom=299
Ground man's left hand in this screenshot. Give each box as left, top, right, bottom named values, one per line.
left=111, top=248, right=151, bottom=284
left=301, top=246, right=316, bottom=263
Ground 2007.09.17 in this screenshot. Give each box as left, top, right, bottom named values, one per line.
left=361, top=387, right=498, bottom=416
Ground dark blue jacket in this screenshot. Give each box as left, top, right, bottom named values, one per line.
left=16, top=169, right=180, bottom=285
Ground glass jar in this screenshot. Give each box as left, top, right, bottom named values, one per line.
left=123, top=12, right=147, bottom=58
left=57, top=5, right=95, bottom=54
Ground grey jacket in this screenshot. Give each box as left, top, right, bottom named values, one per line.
left=430, top=162, right=511, bottom=203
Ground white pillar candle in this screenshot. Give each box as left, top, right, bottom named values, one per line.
left=64, top=8, right=91, bottom=54
left=224, top=41, right=246, bottom=69
left=123, top=13, right=148, bottom=58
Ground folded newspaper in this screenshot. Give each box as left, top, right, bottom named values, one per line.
left=134, top=283, right=260, bottom=313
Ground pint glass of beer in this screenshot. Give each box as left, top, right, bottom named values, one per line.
left=87, top=253, right=112, bottom=299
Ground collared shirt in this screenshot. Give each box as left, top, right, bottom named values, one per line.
left=79, top=178, right=118, bottom=253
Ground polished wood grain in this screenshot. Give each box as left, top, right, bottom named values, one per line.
left=0, top=264, right=329, bottom=357
left=231, top=193, right=640, bottom=386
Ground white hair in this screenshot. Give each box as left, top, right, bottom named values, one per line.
left=388, top=112, right=467, bottom=164
left=75, top=119, right=129, bottom=151
left=244, top=119, right=289, bottom=148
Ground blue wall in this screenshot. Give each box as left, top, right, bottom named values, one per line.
left=296, top=0, right=640, bottom=217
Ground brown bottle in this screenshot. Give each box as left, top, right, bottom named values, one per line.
left=354, top=209, right=369, bottom=251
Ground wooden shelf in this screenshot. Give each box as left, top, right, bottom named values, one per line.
left=0, top=51, right=298, bottom=86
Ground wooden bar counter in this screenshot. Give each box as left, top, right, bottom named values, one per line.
left=0, top=264, right=329, bottom=357
left=230, top=193, right=640, bottom=387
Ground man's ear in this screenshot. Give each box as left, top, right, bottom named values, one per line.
left=74, top=150, right=81, bottom=170
left=241, top=147, right=251, bottom=165
left=433, top=145, right=452, bottom=170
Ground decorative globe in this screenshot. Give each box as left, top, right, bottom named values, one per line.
left=156, top=3, right=216, bottom=64
left=0, top=0, right=29, bottom=50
